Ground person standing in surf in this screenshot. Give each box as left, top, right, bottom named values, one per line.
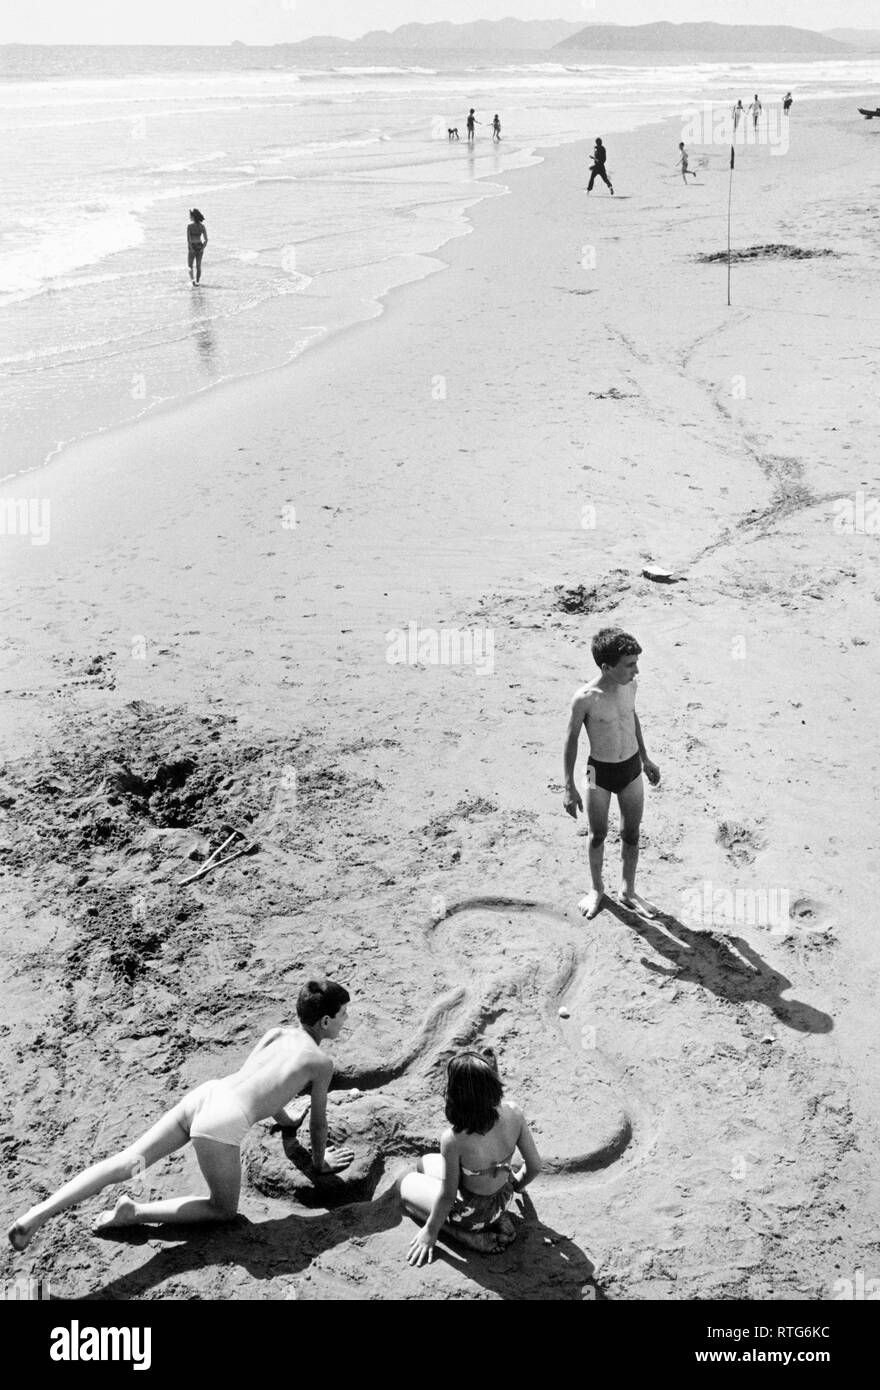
left=187, top=208, right=207, bottom=285
left=562, top=627, right=660, bottom=920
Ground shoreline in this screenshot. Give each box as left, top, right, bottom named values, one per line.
left=6, top=66, right=876, bottom=486
left=2, top=95, right=879, bottom=1301
left=3, top=121, right=646, bottom=486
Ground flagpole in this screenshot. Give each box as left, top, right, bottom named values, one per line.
left=727, top=140, right=735, bottom=307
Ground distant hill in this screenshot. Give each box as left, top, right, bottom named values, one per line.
left=288, top=35, right=359, bottom=50
left=356, top=19, right=586, bottom=51
left=556, top=22, right=850, bottom=54
left=823, top=29, right=880, bottom=50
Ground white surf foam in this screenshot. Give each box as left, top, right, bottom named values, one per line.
left=0, top=206, right=145, bottom=303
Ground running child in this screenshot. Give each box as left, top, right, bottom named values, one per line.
left=676, top=142, right=697, bottom=183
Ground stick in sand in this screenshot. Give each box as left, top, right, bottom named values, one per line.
left=180, top=828, right=242, bottom=885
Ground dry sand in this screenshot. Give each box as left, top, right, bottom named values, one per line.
left=1, top=99, right=879, bottom=1301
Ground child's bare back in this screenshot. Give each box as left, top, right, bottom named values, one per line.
left=445, top=1100, right=525, bottom=1196
left=230, top=1026, right=331, bottom=1123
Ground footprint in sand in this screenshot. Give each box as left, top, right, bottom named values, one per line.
left=716, top=820, right=766, bottom=866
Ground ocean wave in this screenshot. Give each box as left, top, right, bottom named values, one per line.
left=330, top=66, right=439, bottom=77
left=0, top=206, right=145, bottom=302
left=496, top=63, right=573, bottom=74
left=149, top=151, right=228, bottom=174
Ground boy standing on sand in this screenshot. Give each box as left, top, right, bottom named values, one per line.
left=467, top=109, right=479, bottom=141
left=8, top=978, right=354, bottom=1251
left=562, top=628, right=660, bottom=920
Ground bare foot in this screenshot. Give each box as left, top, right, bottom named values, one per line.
left=377, top=1160, right=414, bottom=1199
left=7, top=1217, right=36, bottom=1252
left=578, top=890, right=606, bottom=920
left=93, top=1195, right=139, bottom=1233
left=494, top=1212, right=519, bottom=1249
left=445, top=1226, right=507, bottom=1254
left=618, top=890, right=658, bottom=919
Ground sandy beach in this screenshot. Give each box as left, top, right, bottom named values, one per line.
left=2, top=95, right=880, bottom=1301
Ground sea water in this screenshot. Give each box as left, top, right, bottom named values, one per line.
left=2, top=46, right=878, bottom=478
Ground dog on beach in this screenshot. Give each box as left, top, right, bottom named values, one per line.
left=448, top=127, right=460, bottom=141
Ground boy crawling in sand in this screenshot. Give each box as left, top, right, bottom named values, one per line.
left=8, top=978, right=353, bottom=1251
left=563, top=627, right=661, bottom=920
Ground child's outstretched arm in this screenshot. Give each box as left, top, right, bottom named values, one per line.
left=407, top=1134, right=461, bottom=1268
left=511, top=1106, right=542, bottom=1191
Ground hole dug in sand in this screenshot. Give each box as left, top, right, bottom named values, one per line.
left=553, top=570, right=632, bottom=615
left=242, top=1092, right=433, bottom=1209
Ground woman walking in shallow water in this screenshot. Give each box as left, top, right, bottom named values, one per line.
left=187, top=207, right=207, bottom=284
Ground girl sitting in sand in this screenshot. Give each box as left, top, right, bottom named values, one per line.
left=400, top=1047, right=542, bottom=1265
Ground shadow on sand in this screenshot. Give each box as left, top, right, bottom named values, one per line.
left=604, top=900, right=832, bottom=1034
left=84, top=1187, right=600, bottom=1302
left=424, top=1193, right=605, bottom=1301
left=84, top=1187, right=403, bottom=1300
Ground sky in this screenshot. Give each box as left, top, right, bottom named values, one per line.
left=2, top=1, right=876, bottom=46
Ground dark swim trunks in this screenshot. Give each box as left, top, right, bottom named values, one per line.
left=587, top=749, right=642, bottom=794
